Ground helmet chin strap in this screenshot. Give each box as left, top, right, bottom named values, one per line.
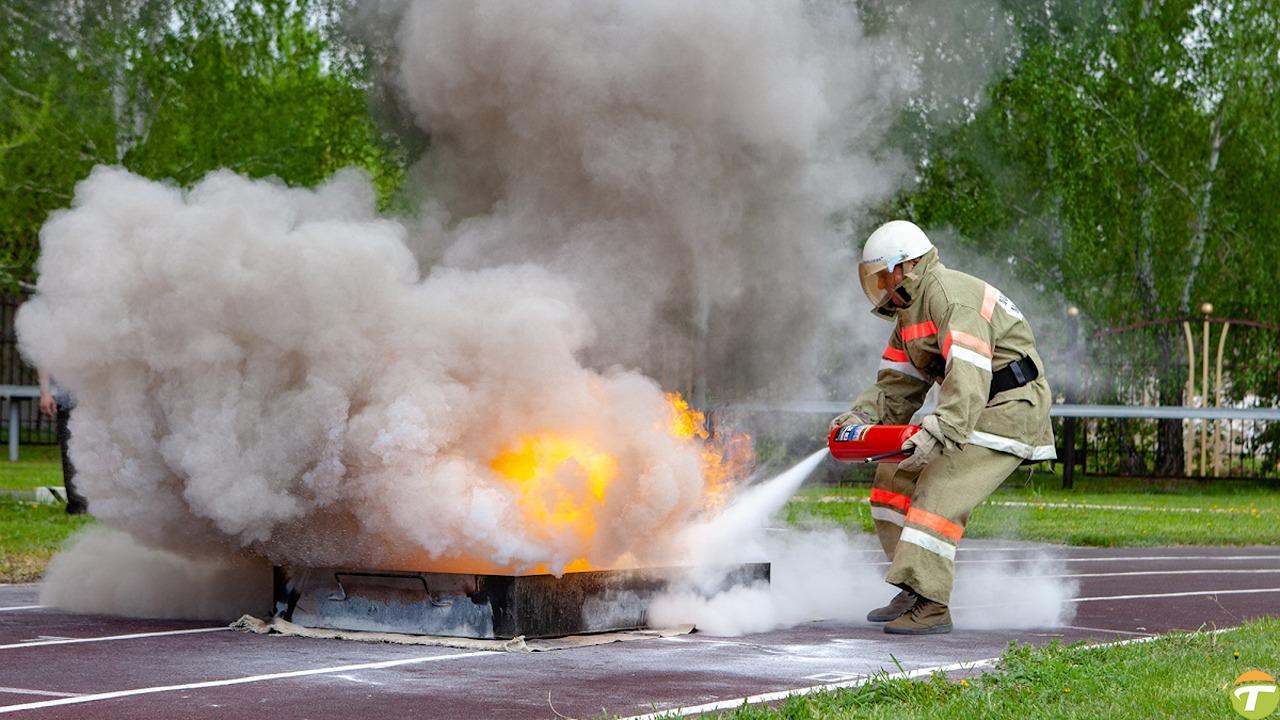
left=871, top=286, right=914, bottom=319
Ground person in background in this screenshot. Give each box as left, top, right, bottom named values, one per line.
left=37, top=368, right=86, bottom=514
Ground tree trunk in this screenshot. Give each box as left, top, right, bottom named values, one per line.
left=1180, top=109, right=1224, bottom=314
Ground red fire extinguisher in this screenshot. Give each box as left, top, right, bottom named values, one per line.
left=827, top=424, right=921, bottom=463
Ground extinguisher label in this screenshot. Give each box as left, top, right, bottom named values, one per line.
left=836, top=424, right=872, bottom=443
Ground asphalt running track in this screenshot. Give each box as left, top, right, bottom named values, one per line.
left=0, top=542, right=1277, bottom=719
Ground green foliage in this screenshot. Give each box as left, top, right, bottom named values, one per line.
left=873, top=0, right=1280, bottom=475
left=0, top=0, right=412, bottom=293
left=889, top=0, right=1280, bottom=328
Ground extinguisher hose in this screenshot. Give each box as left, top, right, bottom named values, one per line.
left=863, top=449, right=908, bottom=463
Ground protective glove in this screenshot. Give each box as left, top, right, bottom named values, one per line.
left=830, top=408, right=874, bottom=429
left=897, top=415, right=945, bottom=473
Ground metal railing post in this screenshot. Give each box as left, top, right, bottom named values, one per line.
left=1200, top=304, right=1212, bottom=475
left=1062, top=417, right=1076, bottom=489
left=1062, top=305, right=1081, bottom=489
left=6, top=399, right=16, bottom=463
left=1212, top=319, right=1231, bottom=476
left=1182, top=321, right=1196, bottom=473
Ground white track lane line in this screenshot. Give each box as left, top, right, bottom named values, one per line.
left=0, top=627, right=228, bottom=651
left=856, top=555, right=1280, bottom=568
left=984, top=500, right=1269, bottom=514
left=1068, top=587, right=1280, bottom=603
left=1059, top=626, right=1154, bottom=637
left=0, top=688, right=82, bottom=699
left=956, top=587, right=1280, bottom=611
left=0, top=650, right=496, bottom=714
left=811, top=545, right=1046, bottom=554
left=958, top=586, right=1280, bottom=612
left=0, top=607, right=43, bottom=613
left=621, top=627, right=1240, bottom=719
left=809, top=496, right=1271, bottom=515
left=777, top=541, right=1280, bottom=563
left=1038, top=569, right=1280, bottom=579
left=956, top=555, right=1280, bottom=564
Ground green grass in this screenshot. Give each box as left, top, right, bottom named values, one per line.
left=788, top=471, right=1280, bottom=546
left=705, top=616, right=1280, bottom=719
left=0, top=445, right=64, bottom=491
left=0, top=445, right=90, bottom=582
left=0, top=497, right=92, bottom=582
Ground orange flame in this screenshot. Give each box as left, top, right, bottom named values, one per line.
left=664, top=392, right=755, bottom=510
left=489, top=435, right=617, bottom=571
left=481, top=393, right=754, bottom=574
left=666, top=392, right=710, bottom=440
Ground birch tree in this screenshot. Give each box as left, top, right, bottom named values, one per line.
left=0, top=0, right=409, bottom=292
left=892, top=0, right=1280, bottom=473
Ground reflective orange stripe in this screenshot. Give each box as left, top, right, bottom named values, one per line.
left=870, top=488, right=911, bottom=511
left=980, top=284, right=998, bottom=321
left=882, top=346, right=909, bottom=362
left=900, top=321, right=938, bottom=342
left=942, top=330, right=993, bottom=359
left=906, top=507, right=964, bottom=541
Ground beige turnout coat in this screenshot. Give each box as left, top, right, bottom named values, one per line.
left=852, top=250, right=1055, bottom=461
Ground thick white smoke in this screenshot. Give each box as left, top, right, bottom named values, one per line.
left=650, top=529, right=885, bottom=636
left=19, top=167, right=707, bottom=575
left=40, top=527, right=271, bottom=621
left=22, top=1, right=1036, bottom=627
left=365, top=0, right=915, bottom=399
left=650, top=457, right=1077, bottom=635
left=650, top=529, right=1078, bottom=635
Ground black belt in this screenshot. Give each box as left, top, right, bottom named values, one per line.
left=988, top=356, right=1039, bottom=401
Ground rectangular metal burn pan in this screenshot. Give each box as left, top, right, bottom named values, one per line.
left=273, top=563, right=770, bottom=639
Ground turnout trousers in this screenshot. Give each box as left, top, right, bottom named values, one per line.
left=870, top=443, right=1022, bottom=605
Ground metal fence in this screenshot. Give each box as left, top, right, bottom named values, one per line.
left=1060, top=310, right=1280, bottom=482
left=0, top=294, right=57, bottom=446
left=726, top=401, right=1280, bottom=486
left=1053, top=405, right=1280, bottom=486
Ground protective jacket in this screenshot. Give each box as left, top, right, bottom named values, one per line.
left=851, top=250, right=1055, bottom=461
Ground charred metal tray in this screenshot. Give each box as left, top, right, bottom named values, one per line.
left=272, top=564, right=770, bottom=639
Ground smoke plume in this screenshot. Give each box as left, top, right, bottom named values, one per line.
left=650, top=457, right=1077, bottom=636
left=650, top=531, right=1078, bottom=636
left=19, top=167, right=707, bottom=575
left=361, top=0, right=915, bottom=399
left=40, top=527, right=271, bottom=621
left=21, top=1, right=1034, bottom=627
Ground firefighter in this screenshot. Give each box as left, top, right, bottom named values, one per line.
left=830, top=220, right=1055, bottom=635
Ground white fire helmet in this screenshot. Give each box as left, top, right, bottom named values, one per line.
left=859, top=220, right=934, bottom=310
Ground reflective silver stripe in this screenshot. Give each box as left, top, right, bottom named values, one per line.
left=967, top=430, right=1058, bottom=460
left=996, top=292, right=1024, bottom=320
left=870, top=505, right=906, bottom=526
left=899, top=527, right=956, bottom=560
left=878, top=359, right=926, bottom=382
left=946, top=346, right=992, bottom=372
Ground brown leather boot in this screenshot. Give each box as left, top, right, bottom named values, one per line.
left=866, top=589, right=916, bottom=622
left=883, top=596, right=952, bottom=635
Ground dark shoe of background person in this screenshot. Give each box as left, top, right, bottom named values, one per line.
left=866, top=589, right=917, bottom=622
left=883, top=597, right=953, bottom=635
